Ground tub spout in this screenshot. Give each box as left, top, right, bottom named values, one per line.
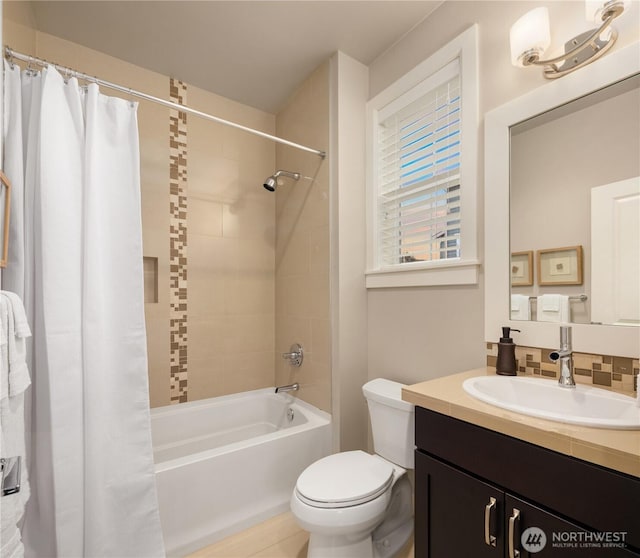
left=275, top=383, right=299, bottom=394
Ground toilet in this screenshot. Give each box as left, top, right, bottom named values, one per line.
left=290, top=379, right=414, bottom=558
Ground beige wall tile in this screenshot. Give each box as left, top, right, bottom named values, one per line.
left=225, top=314, right=275, bottom=354
left=309, top=225, right=330, bottom=276
left=224, top=275, right=275, bottom=317
left=190, top=233, right=236, bottom=274
left=189, top=155, right=239, bottom=200
left=188, top=272, right=227, bottom=318
left=223, top=194, right=276, bottom=239
left=311, top=319, right=331, bottom=365
left=307, top=273, right=330, bottom=320
left=235, top=236, right=276, bottom=273
left=189, top=197, right=224, bottom=238
left=275, top=62, right=331, bottom=411
left=188, top=317, right=227, bottom=362
left=146, top=304, right=170, bottom=408
left=277, top=228, right=310, bottom=277
left=222, top=351, right=275, bottom=395
left=278, top=275, right=311, bottom=318
left=188, top=356, right=228, bottom=401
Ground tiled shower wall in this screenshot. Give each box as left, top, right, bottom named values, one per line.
left=3, top=12, right=278, bottom=407
left=157, top=80, right=277, bottom=406
left=486, top=343, right=639, bottom=396
left=275, top=62, right=331, bottom=413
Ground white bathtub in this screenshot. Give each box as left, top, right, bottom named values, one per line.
left=151, top=388, right=331, bottom=557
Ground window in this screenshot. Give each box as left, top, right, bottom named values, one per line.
left=366, top=26, right=479, bottom=288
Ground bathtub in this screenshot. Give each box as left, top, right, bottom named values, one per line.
left=151, top=388, right=331, bottom=557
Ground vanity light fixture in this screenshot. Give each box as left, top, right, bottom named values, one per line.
left=509, top=0, right=627, bottom=79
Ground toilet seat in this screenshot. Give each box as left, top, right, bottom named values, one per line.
left=295, top=450, right=394, bottom=509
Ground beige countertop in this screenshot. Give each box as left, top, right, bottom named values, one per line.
left=402, top=367, right=640, bottom=478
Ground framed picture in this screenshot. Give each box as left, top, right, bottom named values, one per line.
left=537, top=245, right=583, bottom=286
left=511, top=251, right=533, bottom=286
left=0, top=171, right=11, bottom=268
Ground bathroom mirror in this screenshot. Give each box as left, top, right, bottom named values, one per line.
left=485, top=42, right=640, bottom=357
left=510, top=74, right=640, bottom=326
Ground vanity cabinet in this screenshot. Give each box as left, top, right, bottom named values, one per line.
left=414, top=407, right=640, bottom=558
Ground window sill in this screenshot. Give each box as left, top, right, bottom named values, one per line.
left=365, top=260, right=480, bottom=288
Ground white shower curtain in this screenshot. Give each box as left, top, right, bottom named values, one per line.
left=3, top=62, right=165, bottom=557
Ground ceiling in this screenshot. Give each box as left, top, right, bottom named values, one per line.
left=27, top=1, right=443, bottom=114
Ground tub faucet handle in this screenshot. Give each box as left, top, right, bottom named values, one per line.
left=281, top=343, right=303, bottom=367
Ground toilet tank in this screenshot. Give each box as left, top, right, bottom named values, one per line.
left=362, top=379, right=415, bottom=469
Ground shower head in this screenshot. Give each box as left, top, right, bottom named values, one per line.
left=263, top=176, right=277, bottom=191
left=263, top=170, right=300, bottom=192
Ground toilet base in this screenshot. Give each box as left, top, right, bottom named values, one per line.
left=308, top=532, right=374, bottom=558
left=372, top=475, right=413, bottom=558
left=295, top=473, right=413, bottom=558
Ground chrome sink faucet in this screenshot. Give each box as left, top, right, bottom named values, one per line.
left=549, top=326, right=576, bottom=388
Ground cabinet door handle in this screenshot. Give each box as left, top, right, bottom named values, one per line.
left=508, top=508, right=521, bottom=558
left=484, top=496, right=497, bottom=547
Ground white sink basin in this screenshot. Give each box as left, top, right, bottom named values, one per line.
left=462, top=376, right=640, bottom=429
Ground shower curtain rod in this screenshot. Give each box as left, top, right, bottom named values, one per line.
left=4, top=47, right=326, bottom=159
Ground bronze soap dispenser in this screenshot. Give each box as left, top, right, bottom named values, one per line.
left=496, top=327, right=520, bottom=376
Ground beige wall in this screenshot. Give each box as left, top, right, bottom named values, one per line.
left=330, top=52, right=370, bottom=452
left=4, top=5, right=277, bottom=407
left=275, top=62, right=331, bottom=413
left=366, top=0, right=640, bottom=385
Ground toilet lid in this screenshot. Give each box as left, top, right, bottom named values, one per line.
left=295, top=450, right=394, bottom=509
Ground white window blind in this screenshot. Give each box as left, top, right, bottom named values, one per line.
left=376, top=59, right=461, bottom=267
left=366, top=25, right=478, bottom=288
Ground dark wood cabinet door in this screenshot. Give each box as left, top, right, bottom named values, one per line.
left=416, top=450, right=504, bottom=558
left=505, top=495, right=640, bottom=558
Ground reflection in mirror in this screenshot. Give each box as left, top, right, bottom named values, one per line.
left=509, top=73, right=640, bottom=326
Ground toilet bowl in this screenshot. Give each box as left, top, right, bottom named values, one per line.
left=290, top=379, right=414, bottom=558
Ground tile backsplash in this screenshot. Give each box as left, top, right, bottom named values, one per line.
left=486, top=343, right=639, bottom=396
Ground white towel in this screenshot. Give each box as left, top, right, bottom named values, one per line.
left=1, top=396, right=28, bottom=558
left=0, top=292, right=32, bottom=558
left=1, top=291, right=31, bottom=338
left=540, top=294, right=561, bottom=311
left=1, top=292, right=31, bottom=397
left=0, top=522, right=23, bottom=558
left=0, top=296, right=9, bottom=402
left=510, top=294, right=531, bottom=320
left=537, top=294, right=570, bottom=323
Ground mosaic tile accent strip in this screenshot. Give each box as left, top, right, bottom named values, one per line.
left=169, top=78, right=188, bottom=404
left=486, top=343, right=639, bottom=396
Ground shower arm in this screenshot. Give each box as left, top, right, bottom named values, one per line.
left=273, top=170, right=300, bottom=181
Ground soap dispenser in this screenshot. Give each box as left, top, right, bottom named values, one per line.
left=496, top=327, right=520, bottom=376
